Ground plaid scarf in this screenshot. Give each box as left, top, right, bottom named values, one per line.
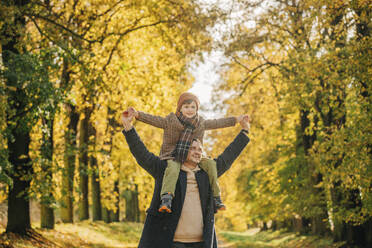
left=173, top=112, right=200, bottom=163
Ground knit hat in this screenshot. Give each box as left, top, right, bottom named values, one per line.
left=176, top=92, right=200, bottom=114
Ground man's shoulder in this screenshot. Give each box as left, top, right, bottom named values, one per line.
left=154, top=159, right=167, bottom=172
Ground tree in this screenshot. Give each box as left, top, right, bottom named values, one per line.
left=1, top=0, right=228, bottom=234
left=212, top=0, right=371, bottom=246
left=1, top=0, right=58, bottom=233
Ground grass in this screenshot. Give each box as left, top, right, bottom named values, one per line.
left=218, top=229, right=346, bottom=248
left=0, top=221, right=142, bottom=248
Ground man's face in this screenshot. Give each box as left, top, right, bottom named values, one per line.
left=186, top=140, right=203, bottom=164
left=180, top=101, right=197, bottom=118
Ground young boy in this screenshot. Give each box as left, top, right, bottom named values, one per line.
left=127, top=92, right=244, bottom=213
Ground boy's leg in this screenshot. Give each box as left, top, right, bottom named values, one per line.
left=200, top=158, right=226, bottom=211
left=161, top=160, right=181, bottom=196
left=159, top=160, right=181, bottom=213
left=199, top=158, right=220, bottom=197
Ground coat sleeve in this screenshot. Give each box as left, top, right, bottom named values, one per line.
left=136, top=111, right=167, bottom=129
left=122, top=128, right=164, bottom=178
left=215, top=130, right=250, bottom=177
left=204, top=117, right=236, bottom=130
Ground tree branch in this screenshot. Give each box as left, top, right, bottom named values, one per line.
left=28, top=16, right=86, bottom=67
left=29, top=13, right=96, bottom=44
left=102, top=19, right=174, bottom=71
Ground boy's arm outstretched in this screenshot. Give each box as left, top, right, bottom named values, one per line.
left=204, top=115, right=247, bottom=130
left=128, top=107, right=167, bottom=129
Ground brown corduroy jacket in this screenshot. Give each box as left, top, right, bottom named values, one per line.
left=136, top=111, right=237, bottom=160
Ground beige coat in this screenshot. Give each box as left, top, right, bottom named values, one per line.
left=137, top=111, right=236, bottom=160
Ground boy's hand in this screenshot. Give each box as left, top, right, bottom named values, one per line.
left=236, top=114, right=249, bottom=123
left=239, top=115, right=250, bottom=132
left=128, top=107, right=139, bottom=118
left=121, top=110, right=134, bottom=131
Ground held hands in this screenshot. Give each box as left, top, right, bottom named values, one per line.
left=236, top=114, right=250, bottom=123
left=236, top=115, right=244, bottom=123
left=127, top=107, right=139, bottom=118
left=121, top=107, right=139, bottom=131
left=239, top=115, right=251, bottom=132
left=121, top=110, right=134, bottom=131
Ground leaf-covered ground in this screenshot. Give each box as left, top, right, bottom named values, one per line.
left=0, top=222, right=345, bottom=248
left=0, top=221, right=142, bottom=248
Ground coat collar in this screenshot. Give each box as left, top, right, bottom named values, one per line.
left=179, top=170, right=187, bottom=205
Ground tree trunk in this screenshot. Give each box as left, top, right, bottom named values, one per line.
left=40, top=118, right=55, bottom=229
left=40, top=205, right=54, bottom=229
left=112, top=180, right=120, bottom=222
left=102, top=207, right=111, bottom=223
left=297, top=110, right=327, bottom=235
left=330, top=184, right=347, bottom=243
left=109, top=210, right=116, bottom=223
left=3, top=0, right=32, bottom=235
left=6, top=134, right=32, bottom=234
left=332, top=187, right=370, bottom=247
left=106, top=107, right=121, bottom=222
left=78, top=108, right=91, bottom=221
left=6, top=155, right=32, bottom=234
left=311, top=214, right=327, bottom=235
left=60, top=104, right=79, bottom=223
left=321, top=10, right=367, bottom=247
left=271, top=220, right=278, bottom=231
left=261, top=222, right=268, bottom=231
left=364, top=219, right=372, bottom=247
left=6, top=120, right=32, bottom=233
left=124, top=185, right=140, bottom=222
left=354, top=6, right=372, bottom=248
left=272, top=219, right=291, bottom=231
left=89, top=120, right=102, bottom=221
left=91, top=159, right=101, bottom=221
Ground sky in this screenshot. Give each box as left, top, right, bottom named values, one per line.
left=187, top=0, right=257, bottom=119
left=187, top=0, right=239, bottom=118
left=188, top=50, right=227, bottom=118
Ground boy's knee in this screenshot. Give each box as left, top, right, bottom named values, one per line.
left=167, top=160, right=181, bottom=167
left=200, top=157, right=216, bottom=167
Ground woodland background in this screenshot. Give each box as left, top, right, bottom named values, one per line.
left=0, top=0, right=371, bottom=247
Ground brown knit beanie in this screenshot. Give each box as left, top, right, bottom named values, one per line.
left=176, top=92, right=200, bottom=114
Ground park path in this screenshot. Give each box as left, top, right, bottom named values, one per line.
left=218, top=240, right=235, bottom=248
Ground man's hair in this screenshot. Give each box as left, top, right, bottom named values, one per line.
left=191, top=138, right=203, bottom=151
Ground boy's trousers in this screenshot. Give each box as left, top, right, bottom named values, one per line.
left=161, top=158, right=220, bottom=197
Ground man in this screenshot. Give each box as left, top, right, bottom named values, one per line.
left=121, top=111, right=250, bottom=248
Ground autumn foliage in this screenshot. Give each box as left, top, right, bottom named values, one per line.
left=0, top=0, right=371, bottom=247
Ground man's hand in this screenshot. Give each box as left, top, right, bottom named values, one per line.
left=121, top=110, right=134, bottom=131
left=127, top=107, right=139, bottom=118
left=236, top=114, right=248, bottom=123
left=239, top=115, right=250, bottom=132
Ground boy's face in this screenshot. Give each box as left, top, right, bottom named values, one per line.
left=180, top=101, right=197, bottom=118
